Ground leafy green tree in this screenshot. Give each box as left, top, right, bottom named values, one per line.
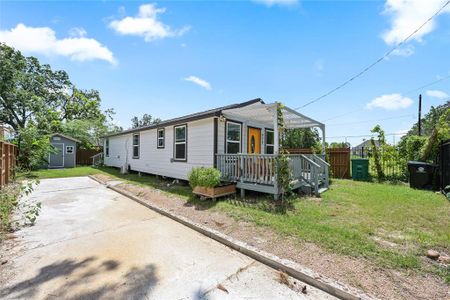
left=407, top=102, right=449, bottom=136
left=282, top=128, right=320, bottom=149
left=329, top=142, right=350, bottom=148
left=15, top=125, right=53, bottom=170
left=420, top=107, right=450, bottom=161
left=0, top=43, right=116, bottom=168
left=131, top=113, right=161, bottom=128
left=398, top=103, right=450, bottom=162
left=397, top=135, right=428, bottom=161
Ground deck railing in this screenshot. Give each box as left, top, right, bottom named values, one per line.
left=216, top=153, right=329, bottom=196
left=91, top=152, right=104, bottom=166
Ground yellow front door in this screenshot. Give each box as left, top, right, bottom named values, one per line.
left=247, top=127, right=261, bottom=154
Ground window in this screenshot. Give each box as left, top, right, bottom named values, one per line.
left=266, top=130, right=274, bottom=154
left=66, top=146, right=74, bottom=154
left=105, top=139, right=109, bottom=157
left=132, top=133, right=140, bottom=158
left=226, top=121, right=241, bottom=154
left=174, top=125, right=187, bottom=161
left=157, top=128, right=165, bottom=149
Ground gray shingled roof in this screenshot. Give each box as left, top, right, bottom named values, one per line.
left=104, top=98, right=264, bottom=138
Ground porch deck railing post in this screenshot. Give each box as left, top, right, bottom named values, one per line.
left=215, top=152, right=328, bottom=197
left=240, top=155, right=245, bottom=198
left=273, top=103, right=279, bottom=200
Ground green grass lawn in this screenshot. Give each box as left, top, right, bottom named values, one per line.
left=18, top=167, right=450, bottom=280
left=18, top=166, right=108, bottom=179
left=18, top=166, right=193, bottom=198
left=212, top=180, right=450, bottom=280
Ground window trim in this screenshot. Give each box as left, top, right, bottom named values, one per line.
left=132, top=133, right=140, bottom=159
left=66, top=145, right=74, bottom=154
left=157, top=128, right=165, bottom=149
left=265, top=128, right=274, bottom=154
left=225, top=120, right=242, bottom=154
left=173, top=124, right=187, bottom=162
left=105, top=138, right=109, bottom=157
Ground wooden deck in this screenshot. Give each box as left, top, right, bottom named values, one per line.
left=216, top=153, right=329, bottom=198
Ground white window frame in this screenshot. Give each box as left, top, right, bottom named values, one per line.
left=157, top=128, right=165, bottom=149
left=226, top=121, right=241, bottom=154
left=66, top=145, right=74, bottom=154
left=132, top=133, right=140, bottom=159
left=174, top=124, right=187, bottom=161
left=105, top=138, right=109, bottom=157
left=265, top=129, right=274, bottom=154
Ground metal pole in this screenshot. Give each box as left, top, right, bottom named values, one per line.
left=418, top=94, right=422, bottom=136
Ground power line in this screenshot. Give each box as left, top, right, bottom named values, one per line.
left=327, top=132, right=407, bottom=139
left=328, top=114, right=415, bottom=126
left=295, top=0, right=450, bottom=110
left=322, top=76, right=450, bottom=123
left=403, top=73, right=450, bottom=96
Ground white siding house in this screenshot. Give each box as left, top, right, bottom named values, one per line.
left=104, top=118, right=215, bottom=180
left=103, top=99, right=330, bottom=198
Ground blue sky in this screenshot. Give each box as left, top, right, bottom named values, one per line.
left=1, top=0, right=449, bottom=146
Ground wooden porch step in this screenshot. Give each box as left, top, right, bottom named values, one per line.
left=318, top=187, right=328, bottom=194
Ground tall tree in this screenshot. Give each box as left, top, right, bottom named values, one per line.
left=0, top=43, right=117, bottom=168
left=131, top=113, right=161, bottom=128
left=406, top=101, right=449, bottom=137
left=0, top=43, right=107, bottom=131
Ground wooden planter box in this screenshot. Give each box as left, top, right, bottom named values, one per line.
left=193, top=184, right=236, bottom=199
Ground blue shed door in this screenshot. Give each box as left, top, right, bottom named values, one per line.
left=50, top=143, right=64, bottom=168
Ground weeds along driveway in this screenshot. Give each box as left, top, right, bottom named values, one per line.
left=0, top=177, right=334, bottom=300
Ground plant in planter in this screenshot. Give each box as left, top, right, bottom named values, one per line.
left=188, top=167, right=236, bottom=199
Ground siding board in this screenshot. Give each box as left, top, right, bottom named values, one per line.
left=104, top=118, right=215, bottom=180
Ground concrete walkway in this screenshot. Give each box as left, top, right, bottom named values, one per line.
left=0, top=177, right=335, bottom=300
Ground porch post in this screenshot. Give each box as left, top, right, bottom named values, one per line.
left=273, top=103, right=279, bottom=200
left=320, top=125, right=326, bottom=155
left=273, top=104, right=279, bottom=155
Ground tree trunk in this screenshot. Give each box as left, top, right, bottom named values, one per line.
left=420, top=127, right=438, bottom=162
left=371, top=138, right=384, bottom=179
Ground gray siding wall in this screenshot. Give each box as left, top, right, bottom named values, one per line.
left=49, top=135, right=77, bottom=168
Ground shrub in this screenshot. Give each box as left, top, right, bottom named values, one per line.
left=188, top=167, right=221, bottom=188
left=0, top=180, right=39, bottom=239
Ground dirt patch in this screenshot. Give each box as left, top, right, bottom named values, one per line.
left=92, top=174, right=449, bottom=300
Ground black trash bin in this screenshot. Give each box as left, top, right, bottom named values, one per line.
left=407, top=161, right=438, bottom=190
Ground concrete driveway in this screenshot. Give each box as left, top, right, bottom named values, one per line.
left=0, top=177, right=335, bottom=300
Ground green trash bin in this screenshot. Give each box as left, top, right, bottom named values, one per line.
left=351, top=158, right=369, bottom=180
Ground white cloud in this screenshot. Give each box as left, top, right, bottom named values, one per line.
left=366, top=93, right=413, bottom=110
left=252, top=0, right=298, bottom=7
left=68, top=27, right=87, bottom=38
left=184, top=76, right=211, bottom=90
left=391, top=44, right=415, bottom=57
left=381, top=0, right=450, bottom=55
left=109, top=3, right=189, bottom=42
left=0, top=24, right=116, bottom=64
left=426, top=89, right=448, bottom=99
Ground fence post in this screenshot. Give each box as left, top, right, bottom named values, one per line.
left=4, top=143, right=10, bottom=185
left=0, top=142, right=3, bottom=188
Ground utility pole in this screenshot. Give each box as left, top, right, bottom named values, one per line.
left=418, top=94, right=422, bottom=136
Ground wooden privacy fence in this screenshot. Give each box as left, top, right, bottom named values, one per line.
left=286, top=148, right=351, bottom=179
left=76, top=149, right=102, bottom=165
left=0, top=141, right=17, bottom=189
